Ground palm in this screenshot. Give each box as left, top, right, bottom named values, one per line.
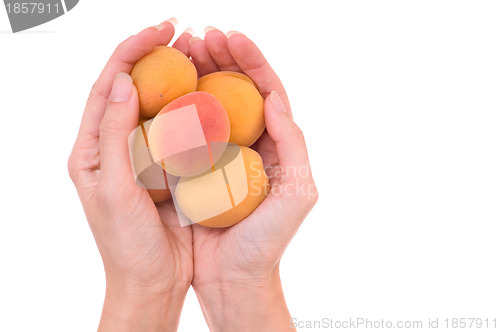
left=69, top=24, right=195, bottom=289
left=188, top=31, right=293, bottom=284
left=73, top=122, right=193, bottom=287
left=155, top=200, right=193, bottom=284
left=191, top=202, right=284, bottom=284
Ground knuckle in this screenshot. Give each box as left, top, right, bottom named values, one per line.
left=291, top=125, right=305, bottom=142
left=89, top=82, right=98, bottom=97
left=309, top=182, right=319, bottom=206
left=114, top=38, right=130, bottom=57
left=210, top=46, right=224, bottom=58
left=89, top=82, right=99, bottom=98
left=67, top=152, right=79, bottom=183
left=89, top=81, right=107, bottom=101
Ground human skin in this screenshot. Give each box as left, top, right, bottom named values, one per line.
left=189, top=28, right=318, bottom=331
left=68, top=20, right=194, bottom=331
left=68, top=21, right=318, bottom=331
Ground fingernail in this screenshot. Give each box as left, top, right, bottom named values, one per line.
left=226, top=30, right=243, bottom=38
left=183, top=27, right=194, bottom=36
left=204, top=26, right=216, bottom=34
left=166, top=17, right=178, bottom=26
left=109, top=73, right=133, bottom=103
left=154, top=24, right=164, bottom=31
left=270, top=91, right=286, bottom=113
left=189, top=36, right=202, bottom=45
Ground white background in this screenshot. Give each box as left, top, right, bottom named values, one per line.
left=1, top=1, right=499, bottom=331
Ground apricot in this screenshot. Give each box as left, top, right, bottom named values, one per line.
left=174, top=145, right=269, bottom=228
left=148, top=91, right=230, bottom=177
left=197, top=71, right=265, bottom=147
left=131, top=46, right=197, bottom=118
left=198, top=71, right=257, bottom=87
left=130, top=119, right=171, bottom=203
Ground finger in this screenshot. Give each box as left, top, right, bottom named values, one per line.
left=203, top=26, right=241, bottom=72
left=189, top=37, right=219, bottom=77
left=157, top=18, right=178, bottom=45
left=264, top=91, right=310, bottom=184
left=250, top=131, right=279, bottom=167
left=172, top=27, right=194, bottom=57
left=226, top=31, right=291, bottom=113
left=74, top=24, right=174, bottom=153
left=232, top=91, right=316, bottom=240
left=98, top=73, right=139, bottom=187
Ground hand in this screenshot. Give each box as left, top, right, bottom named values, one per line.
left=189, top=29, right=319, bottom=331
left=68, top=20, right=194, bottom=331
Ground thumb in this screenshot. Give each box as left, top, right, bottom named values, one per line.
left=99, top=72, right=139, bottom=186
left=264, top=91, right=310, bottom=185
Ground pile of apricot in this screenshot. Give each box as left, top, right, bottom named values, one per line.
left=130, top=46, right=269, bottom=228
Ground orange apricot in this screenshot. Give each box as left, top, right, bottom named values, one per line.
left=131, top=46, right=197, bottom=118
left=197, top=71, right=264, bottom=147
left=174, top=145, right=269, bottom=228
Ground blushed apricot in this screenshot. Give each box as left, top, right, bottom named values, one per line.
left=148, top=91, right=230, bottom=177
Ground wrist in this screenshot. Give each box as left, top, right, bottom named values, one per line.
left=193, top=267, right=291, bottom=332
left=98, top=279, right=189, bottom=332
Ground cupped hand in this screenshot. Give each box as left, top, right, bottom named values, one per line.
left=68, top=21, right=194, bottom=331
left=188, top=29, right=319, bottom=330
